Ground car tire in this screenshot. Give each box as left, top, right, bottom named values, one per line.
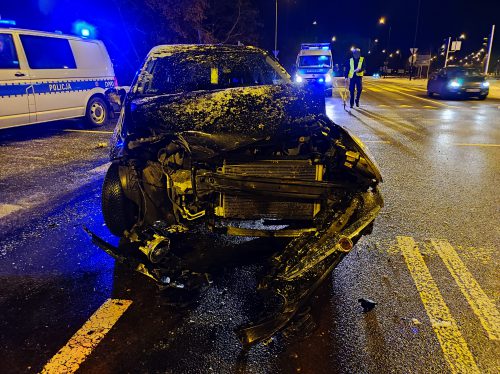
left=86, top=96, right=109, bottom=127
left=102, top=162, right=138, bottom=236
left=427, top=91, right=434, bottom=98
left=478, top=94, right=487, bottom=100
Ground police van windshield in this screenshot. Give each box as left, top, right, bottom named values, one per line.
left=298, top=55, right=331, bottom=68
left=136, top=51, right=290, bottom=96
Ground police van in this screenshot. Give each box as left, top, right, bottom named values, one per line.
left=0, top=27, right=116, bottom=129
left=294, top=43, right=333, bottom=87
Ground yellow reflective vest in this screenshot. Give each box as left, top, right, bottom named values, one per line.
left=348, top=57, right=365, bottom=78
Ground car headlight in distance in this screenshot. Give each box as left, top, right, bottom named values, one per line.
left=318, top=77, right=325, bottom=83
left=482, top=81, right=490, bottom=88
left=325, top=74, right=332, bottom=82
left=449, top=80, right=461, bottom=88
left=295, top=74, right=303, bottom=83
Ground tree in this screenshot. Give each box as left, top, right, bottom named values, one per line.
left=201, top=0, right=261, bottom=45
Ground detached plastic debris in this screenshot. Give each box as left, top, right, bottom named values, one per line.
left=358, top=298, right=377, bottom=313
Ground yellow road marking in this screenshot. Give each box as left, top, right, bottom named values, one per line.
left=366, top=83, right=451, bottom=107
left=452, top=143, right=500, bottom=147
left=397, top=236, right=480, bottom=374
left=377, top=104, right=389, bottom=107
left=0, top=203, right=23, bottom=219
left=431, top=239, right=500, bottom=341
left=423, top=105, right=437, bottom=109
left=399, top=104, right=413, bottom=108
left=367, top=87, right=383, bottom=92
left=41, top=299, right=132, bottom=373
left=64, top=129, right=114, bottom=134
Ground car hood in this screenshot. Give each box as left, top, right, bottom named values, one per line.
left=110, top=84, right=325, bottom=159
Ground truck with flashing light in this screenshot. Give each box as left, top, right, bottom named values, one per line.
left=294, top=43, right=333, bottom=87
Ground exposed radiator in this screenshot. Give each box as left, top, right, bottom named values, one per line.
left=215, top=160, right=323, bottom=220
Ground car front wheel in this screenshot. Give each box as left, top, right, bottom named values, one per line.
left=86, top=96, right=109, bottom=127
left=102, top=163, right=138, bottom=236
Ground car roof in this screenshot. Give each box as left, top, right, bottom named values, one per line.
left=148, top=44, right=268, bottom=58
left=0, top=27, right=86, bottom=41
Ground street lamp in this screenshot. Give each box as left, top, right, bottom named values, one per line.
left=459, top=33, right=466, bottom=40
left=378, top=16, right=392, bottom=52
left=331, top=36, right=336, bottom=42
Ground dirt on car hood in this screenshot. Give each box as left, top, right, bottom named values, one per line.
left=111, top=84, right=325, bottom=159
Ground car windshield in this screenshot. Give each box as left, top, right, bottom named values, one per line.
left=446, top=68, right=482, bottom=78
left=136, top=51, right=290, bottom=96
left=298, top=55, right=331, bottom=68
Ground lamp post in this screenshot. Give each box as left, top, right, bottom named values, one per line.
left=274, top=0, right=278, bottom=58
left=485, top=25, right=496, bottom=75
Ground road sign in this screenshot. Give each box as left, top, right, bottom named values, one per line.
left=415, top=54, right=431, bottom=66
left=450, top=41, right=462, bottom=51
left=410, top=48, right=418, bottom=54
left=409, top=55, right=417, bottom=64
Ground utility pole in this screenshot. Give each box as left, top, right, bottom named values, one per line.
left=409, top=0, right=421, bottom=80
left=484, top=24, right=495, bottom=75
left=444, top=36, right=451, bottom=67
left=274, top=0, right=278, bottom=59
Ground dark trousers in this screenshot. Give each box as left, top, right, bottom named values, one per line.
left=349, top=77, right=363, bottom=106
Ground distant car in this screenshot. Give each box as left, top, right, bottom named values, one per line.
left=427, top=66, right=489, bottom=100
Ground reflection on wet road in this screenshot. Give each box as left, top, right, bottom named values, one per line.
left=0, top=77, right=499, bottom=373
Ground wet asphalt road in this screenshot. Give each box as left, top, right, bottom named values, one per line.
left=0, top=77, right=499, bottom=373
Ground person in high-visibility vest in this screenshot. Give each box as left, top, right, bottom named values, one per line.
left=344, top=48, right=365, bottom=108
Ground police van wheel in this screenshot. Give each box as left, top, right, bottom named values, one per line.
left=86, top=96, right=108, bottom=127
left=102, top=163, right=138, bottom=236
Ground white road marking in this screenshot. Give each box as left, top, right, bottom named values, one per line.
left=88, top=163, right=111, bottom=174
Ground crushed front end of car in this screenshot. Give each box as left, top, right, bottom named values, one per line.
left=88, top=45, right=383, bottom=347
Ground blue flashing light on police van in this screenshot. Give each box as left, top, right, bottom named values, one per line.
left=0, top=19, right=17, bottom=27
left=301, top=43, right=331, bottom=51
left=72, top=20, right=95, bottom=38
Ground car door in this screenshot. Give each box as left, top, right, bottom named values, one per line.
left=19, top=34, right=81, bottom=123
left=0, top=32, right=35, bottom=128
left=436, top=70, right=448, bottom=94
left=428, top=72, right=437, bottom=92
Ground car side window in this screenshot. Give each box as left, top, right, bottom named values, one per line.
left=20, top=34, right=76, bottom=69
left=0, top=34, right=20, bottom=69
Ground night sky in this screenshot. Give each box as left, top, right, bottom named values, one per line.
left=1, top=0, right=499, bottom=81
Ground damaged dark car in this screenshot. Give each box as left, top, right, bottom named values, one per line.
left=89, top=45, right=383, bottom=346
